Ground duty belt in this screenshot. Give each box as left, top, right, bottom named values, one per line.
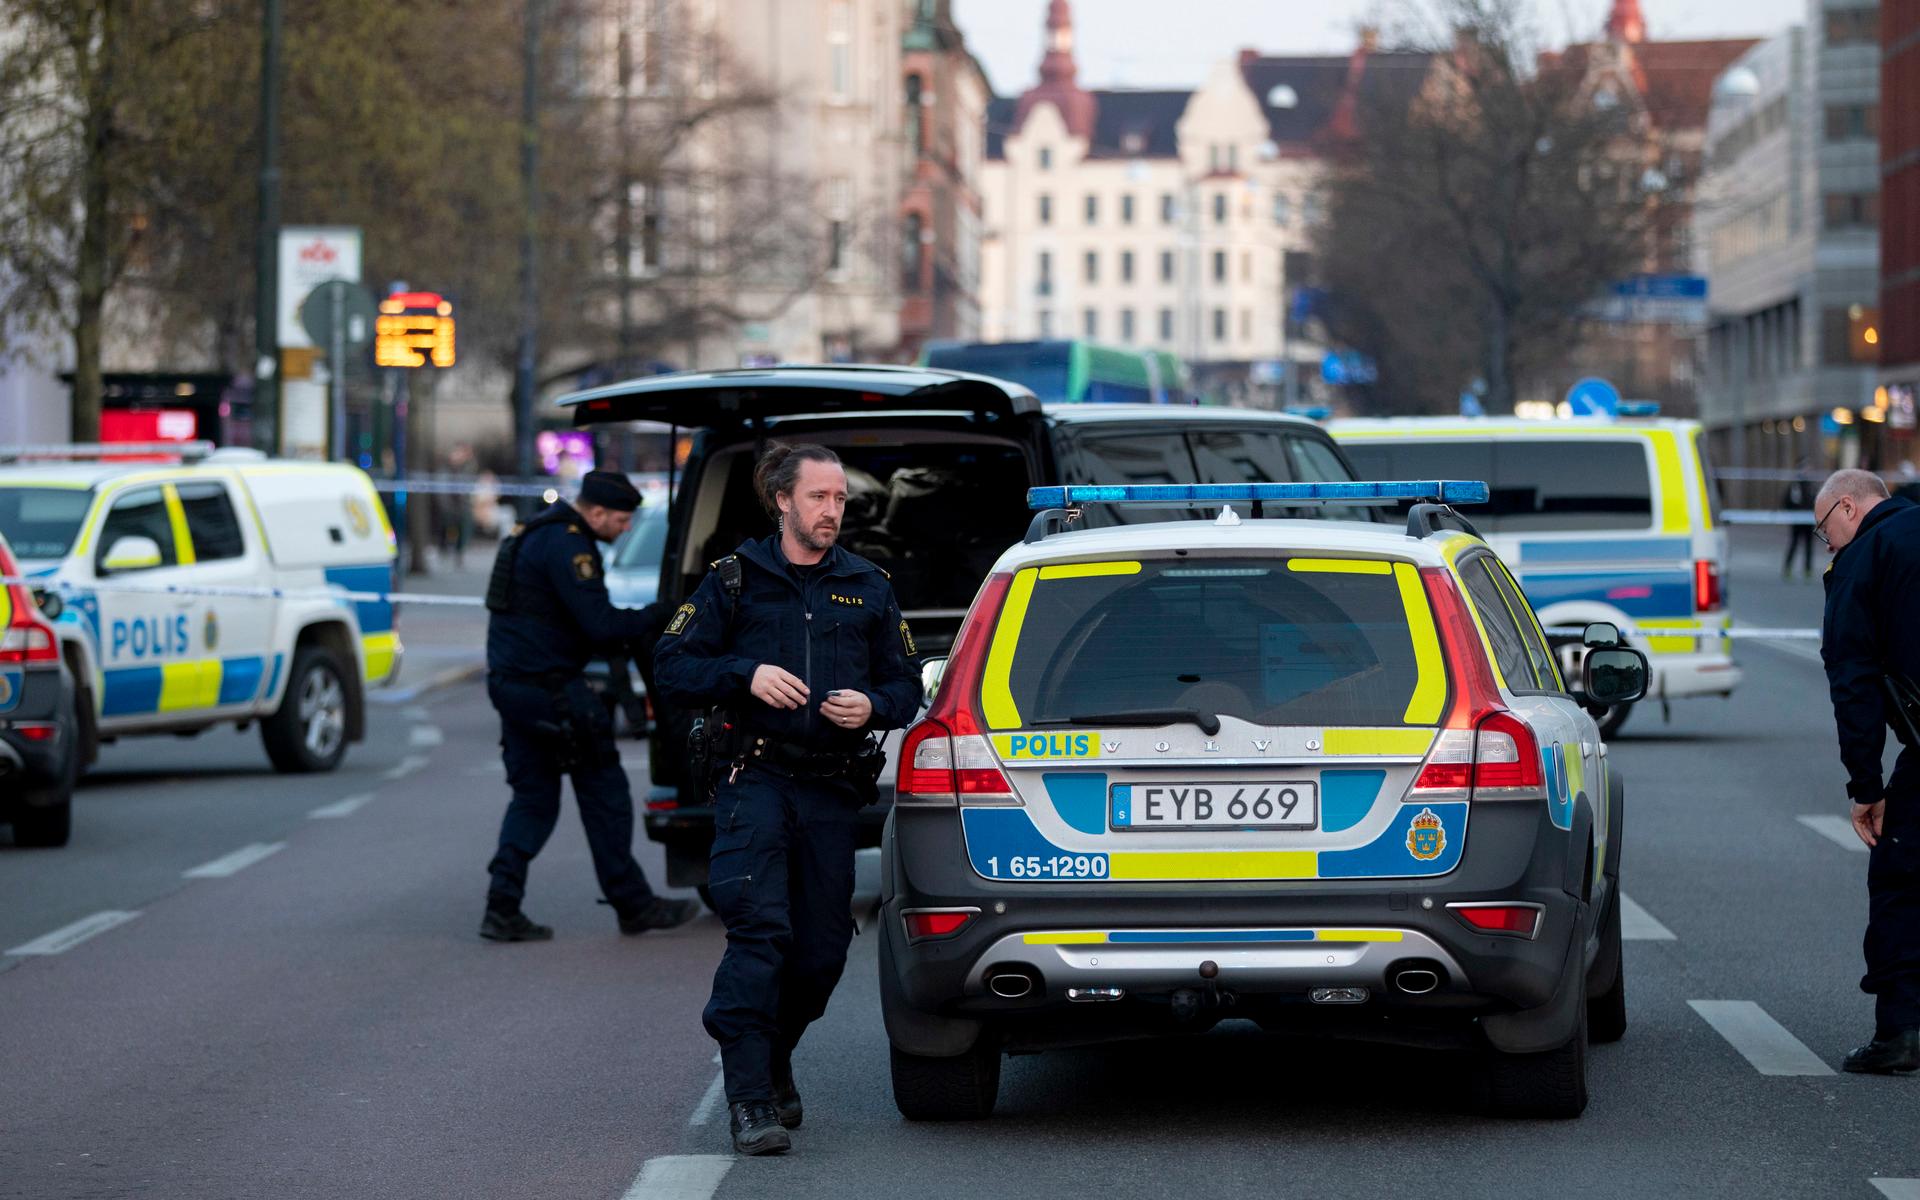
left=736, top=734, right=858, bottom=779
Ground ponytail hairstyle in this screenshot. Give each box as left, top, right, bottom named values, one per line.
left=753, top=442, right=841, bottom=523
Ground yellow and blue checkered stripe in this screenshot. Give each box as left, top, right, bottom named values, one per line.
left=325, top=564, right=398, bottom=682
left=100, top=656, right=271, bottom=716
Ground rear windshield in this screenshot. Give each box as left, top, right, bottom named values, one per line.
left=611, top=506, right=668, bottom=570
left=1342, top=439, right=1653, bottom=532
left=994, top=557, right=1435, bottom=729
left=0, top=486, right=94, bottom=560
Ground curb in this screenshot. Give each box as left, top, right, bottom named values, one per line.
left=370, top=661, right=486, bottom=706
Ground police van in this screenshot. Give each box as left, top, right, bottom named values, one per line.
left=879, top=482, right=1647, bottom=1121
left=1331, top=417, right=1737, bottom=735
left=0, top=446, right=399, bottom=774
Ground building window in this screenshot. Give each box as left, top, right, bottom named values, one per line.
left=1085, top=194, right=1099, bottom=224
left=1121, top=194, right=1135, bottom=224
left=1039, top=194, right=1052, bottom=225
left=1039, top=146, right=1052, bottom=170
left=1120, top=250, right=1134, bottom=283
left=906, top=74, right=925, bottom=156
left=1228, top=144, right=1239, bottom=173
left=1823, top=191, right=1880, bottom=229
left=1824, top=104, right=1879, bottom=142
left=1120, top=309, right=1136, bottom=342
left=1212, top=308, right=1227, bottom=342
left=1273, top=193, right=1292, bottom=226
left=1084, top=250, right=1098, bottom=284
left=1822, top=305, right=1881, bottom=364
left=1212, top=193, right=1227, bottom=225
left=828, top=1, right=852, bottom=102
left=1240, top=309, right=1252, bottom=341
left=1211, top=250, right=1226, bottom=283
left=1160, top=249, right=1175, bottom=282
left=902, top=212, right=923, bottom=290
left=1303, top=192, right=1323, bottom=224
left=1161, top=193, right=1176, bottom=224
left=1159, top=308, right=1174, bottom=341
left=1824, top=6, right=1879, bottom=45
left=1084, top=308, right=1099, bottom=338
left=1241, top=251, right=1252, bottom=283
left=1039, top=310, right=1054, bottom=338
left=1037, top=250, right=1052, bottom=296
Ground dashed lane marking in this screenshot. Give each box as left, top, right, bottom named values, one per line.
left=382, top=755, right=429, bottom=781
left=620, top=1155, right=733, bottom=1200
left=1688, top=1000, right=1834, bottom=1076
left=1799, top=814, right=1871, bottom=853
left=6, top=911, right=140, bottom=956
left=1619, top=893, right=1676, bottom=941
left=183, top=842, right=286, bottom=879
left=309, top=794, right=373, bottom=820
left=1870, top=1181, right=1920, bottom=1199
left=409, top=725, right=445, bottom=749
left=688, top=1070, right=727, bottom=1127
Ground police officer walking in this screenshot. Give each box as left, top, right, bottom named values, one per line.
left=481, top=470, right=700, bottom=942
left=653, top=444, right=920, bottom=1154
left=1816, top=468, right=1920, bottom=1073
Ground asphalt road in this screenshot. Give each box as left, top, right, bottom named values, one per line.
left=3, top=529, right=1917, bottom=1199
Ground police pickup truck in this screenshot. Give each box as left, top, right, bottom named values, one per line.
left=0, top=445, right=400, bottom=774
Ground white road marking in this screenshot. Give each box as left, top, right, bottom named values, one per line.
left=1688, top=1000, right=1834, bottom=1076
left=6, top=911, right=139, bottom=956
left=1619, top=893, right=1675, bottom=941
left=620, top=1155, right=733, bottom=1200
left=183, top=842, right=286, bottom=879
left=1870, top=1181, right=1920, bottom=1199
left=688, top=1070, right=727, bottom=1126
left=1799, top=814, right=1871, bottom=853
left=382, top=754, right=429, bottom=781
left=409, top=725, right=444, bottom=749
left=309, top=794, right=373, bottom=820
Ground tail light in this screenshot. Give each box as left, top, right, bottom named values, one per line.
left=11, top=722, right=58, bottom=742
left=0, top=581, right=60, bottom=666
left=1448, top=902, right=1542, bottom=938
left=1472, top=709, right=1544, bottom=794
left=897, top=573, right=1016, bottom=806
left=1694, top=559, right=1722, bottom=613
left=903, top=908, right=977, bottom=941
left=1411, top=569, right=1544, bottom=801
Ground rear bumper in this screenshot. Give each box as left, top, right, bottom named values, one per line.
left=882, top=799, right=1590, bottom=1047
left=1651, top=651, right=1742, bottom=700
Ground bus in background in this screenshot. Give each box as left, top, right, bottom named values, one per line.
left=919, top=339, right=1194, bottom=405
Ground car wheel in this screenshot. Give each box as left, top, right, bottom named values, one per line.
left=1485, top=992, right=1589, bottom=1118
left=890, top=1034, right=1001, bottom=1121
left=262, top=644, right=350, bottom=773
left=1589, top=886, right=1628, bottom=1044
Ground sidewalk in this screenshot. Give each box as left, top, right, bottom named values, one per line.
left=374, top=542, right=498, bottom=703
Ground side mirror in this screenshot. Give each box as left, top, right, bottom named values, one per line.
left=919, top=656, right=949, bottom=708
left=1583, top=647, right=1649, bottom=706
left=101, top=535, right=163, bottom=574
left=32, top=587, right=63, bottom=621
left=1582, top=621, right=1623, bottom=649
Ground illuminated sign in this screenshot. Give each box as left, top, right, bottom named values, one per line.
left=375, top=291, right=456, bottom=368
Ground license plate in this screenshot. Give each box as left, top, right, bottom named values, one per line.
left=1111, top=782, right=1319, bottom=831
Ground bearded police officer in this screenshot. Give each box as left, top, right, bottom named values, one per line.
left=1817, top=468, right=1920, bottom=1073
left=481, top=470, right=700, bottom=942
left=653, top=444, right=921, bottom=1155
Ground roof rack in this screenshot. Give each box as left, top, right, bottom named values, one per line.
left=1022, top=481, right=1490, bottom=542
left=0, top=441, right=217, bottom=463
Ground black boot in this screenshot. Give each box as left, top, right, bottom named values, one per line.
left=1843, top=1028, right=1920, bottom=1075
left=771, top=1064, right=803, bottom=1129
left=618, top=895, right=701, bottom=935
left=728, top=1101, right=792, bottom=1155
left=479, top=905, right=553, bottom=943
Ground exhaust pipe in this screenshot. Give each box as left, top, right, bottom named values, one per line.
left=1393, top=969, right=1439, bottom=995
left=988, top=973, right=1034, bottom=999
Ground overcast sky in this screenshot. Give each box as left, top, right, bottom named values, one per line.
left=950, top=0, right=1807, bottom=94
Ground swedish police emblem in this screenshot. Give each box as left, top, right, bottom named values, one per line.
left=1407, top=808, right=1446, bottom=861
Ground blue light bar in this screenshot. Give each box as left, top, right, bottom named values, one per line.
left=1615, top=401, right=1661, bottom=418
left=1025, top=481, right=1490, bottom=510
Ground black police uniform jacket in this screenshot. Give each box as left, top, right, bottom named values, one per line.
left=486, top=501, right=664, bottom=678
left=651, top=535, right=922, bottom=751
left=1822, top=495, right=1920, bottom=804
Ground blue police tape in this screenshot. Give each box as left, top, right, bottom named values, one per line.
left=1541, top=625, right=1821, bottom=641
left=1, top=575, right=487, bottom=608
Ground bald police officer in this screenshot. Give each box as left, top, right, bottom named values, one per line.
left=481, top=470, right=699, bottom=942
left=653, top=444, right=921, bottom=1154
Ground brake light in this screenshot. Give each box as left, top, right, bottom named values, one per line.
left=897, top=573, right=1015, bottom=805
left=0, top=585, right=59, bottom=666
left=903, top=909, right=975, bottom=940
left=1694, top=559, right=1722, bottom=613
left=1420, top=568, right=1498, bottom=729
left=1450, top=903, right=1541, bottom=938
left=1473, top=710, right=1543, bottom=792
left=1411, top=570, right=1543, bottom=799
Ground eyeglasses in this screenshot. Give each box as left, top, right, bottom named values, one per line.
left=1814, top=498, right=1847, bottom=547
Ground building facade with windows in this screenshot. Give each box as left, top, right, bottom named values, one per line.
left=897, top=0, right=990, bottom=360
left=1882, top=0, right=1920, bottom=431
left=1693, top=2, right=1884, bottom=483
left=977, top=0, right=1430, bottom=406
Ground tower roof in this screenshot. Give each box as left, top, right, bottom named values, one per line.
left=1012, top=0, right=1096, bottom=140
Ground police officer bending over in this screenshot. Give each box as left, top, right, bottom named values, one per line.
left=481, top=470, right=700, bottom=942
left=654, top=444, right=920, bottom=1155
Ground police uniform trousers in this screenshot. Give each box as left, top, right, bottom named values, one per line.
left=703, top=765, right=860, bottom=1104
left=1867, top=749, right=1920, bottom=1034
left=485, top=674, right=655, bottom=915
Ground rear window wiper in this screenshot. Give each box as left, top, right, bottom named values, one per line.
left=1034, top=708, right=1222, bottom=737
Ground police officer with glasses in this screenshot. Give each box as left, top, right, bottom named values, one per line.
left=480, top=469, right=699, bottom=943
left=653, top=443, right=920, bottom=1155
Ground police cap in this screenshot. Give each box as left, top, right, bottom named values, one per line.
left=578, top=470, right=642, bottom=512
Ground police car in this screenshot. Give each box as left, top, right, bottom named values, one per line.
left=1, top=529, right=81, bottom=845
left=0, top=445, right=400, bottom=774
left=878, top=482, right=1647, bottom=1120
left=1332, top=416, right=1737, bottom=736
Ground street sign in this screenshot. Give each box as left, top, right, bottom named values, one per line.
left=277, top=227, right=362, bottom=349
left=300, top=280, right=379, bottom=350
left=1587, top=274, right=1708, bottom=325
left=1565, top=377, right=1621, bottom=418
